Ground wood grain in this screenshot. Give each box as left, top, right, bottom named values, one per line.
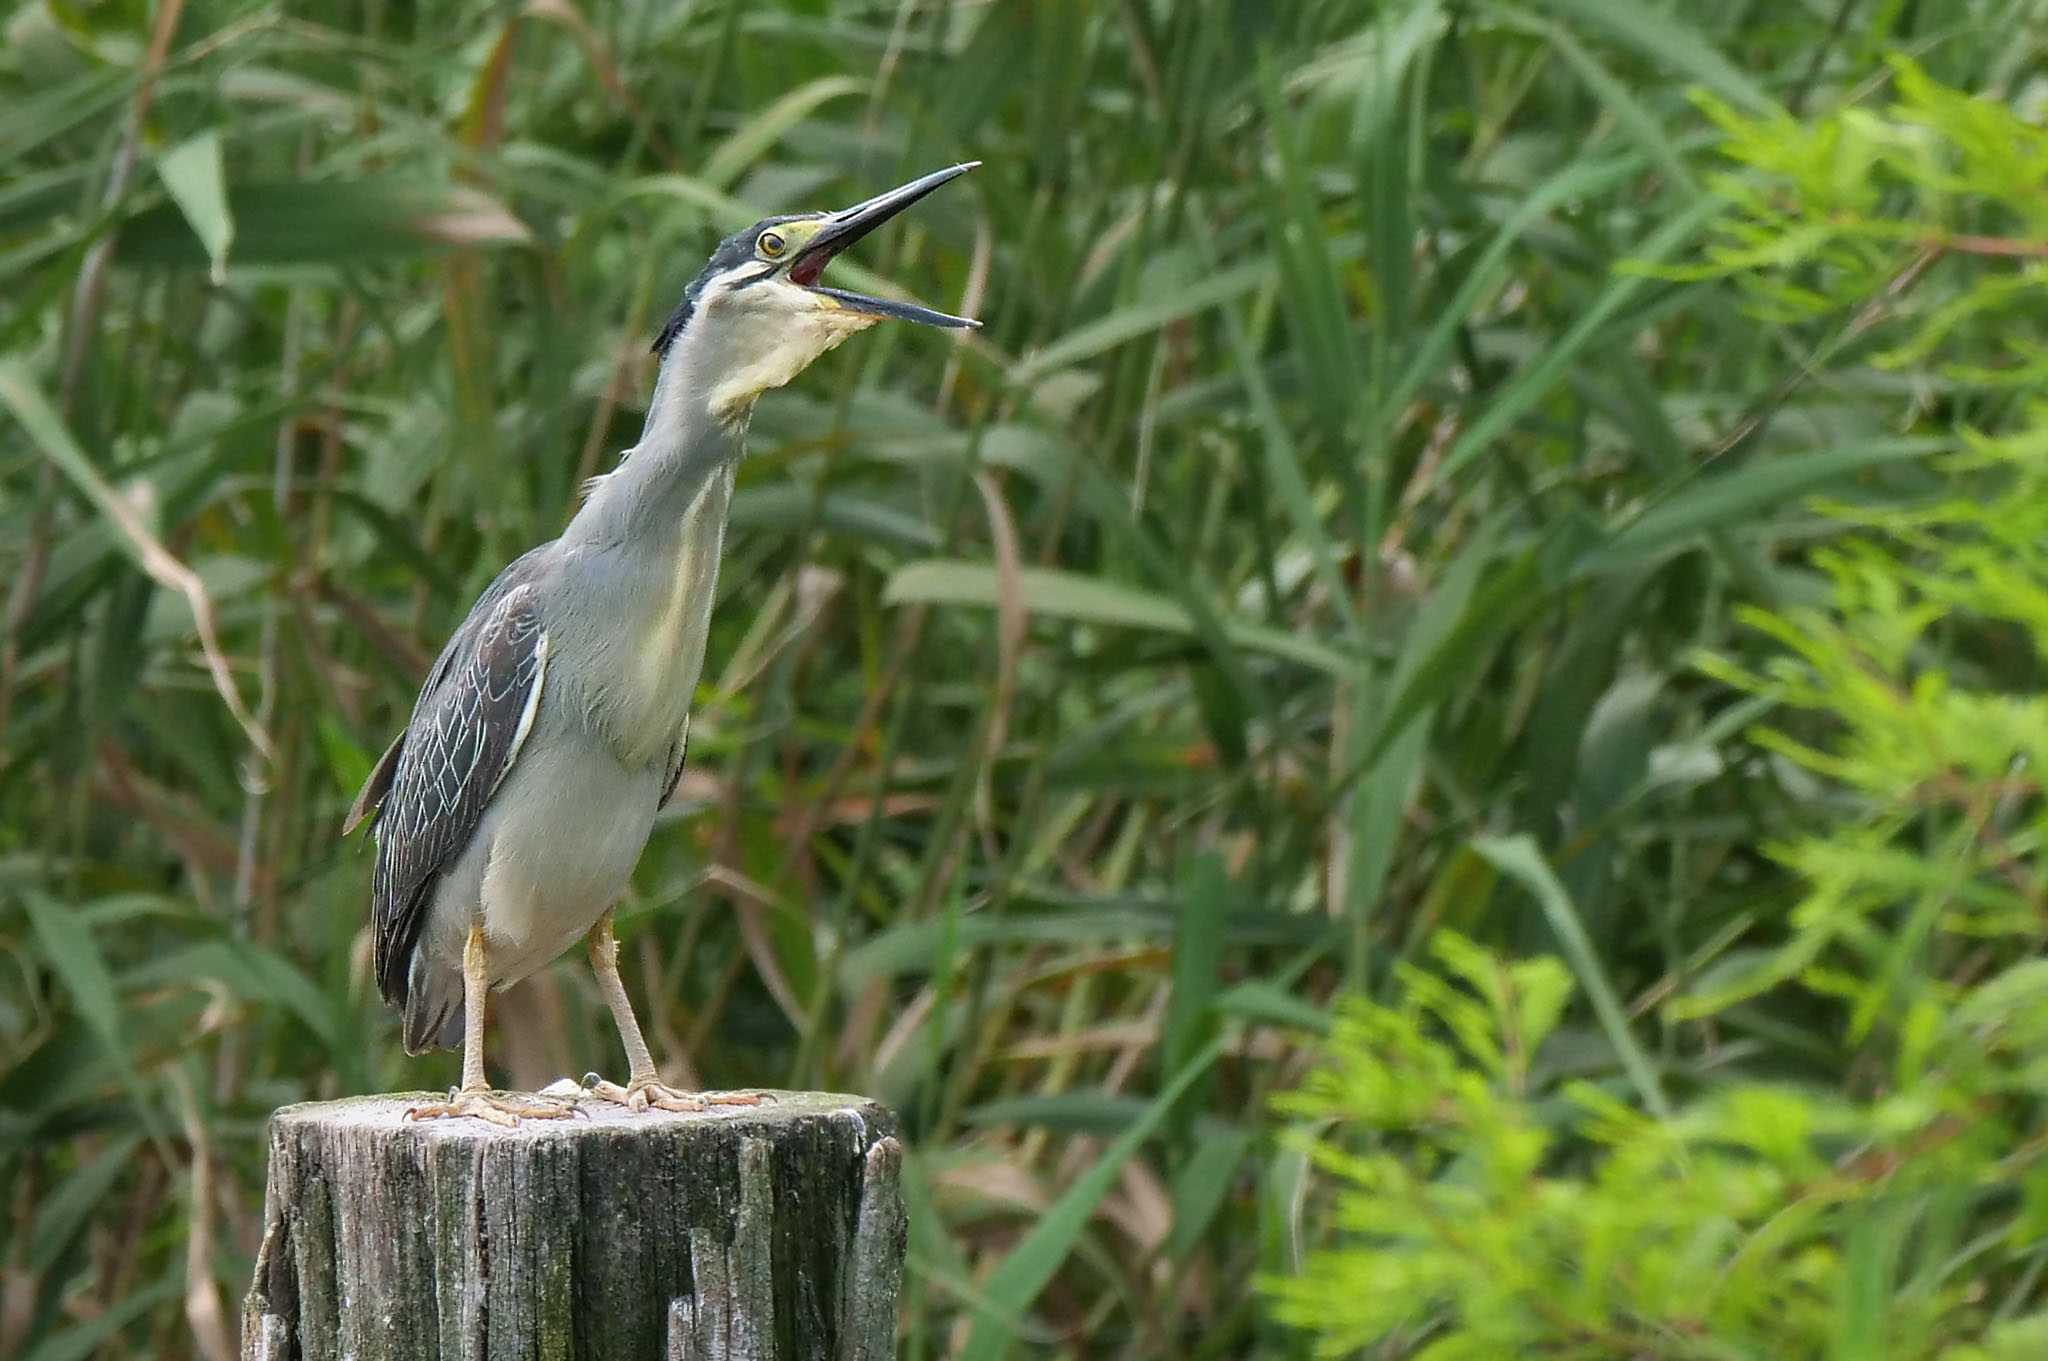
left=240, top=1092, right=904, bottom=1360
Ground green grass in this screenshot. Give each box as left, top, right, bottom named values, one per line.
left=3, top=1, right=2043, bottom=1357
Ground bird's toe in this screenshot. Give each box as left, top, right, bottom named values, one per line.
left=406, top=1086, right=575, bottom=1126
left=581, top=1074, right=762, bottom=1114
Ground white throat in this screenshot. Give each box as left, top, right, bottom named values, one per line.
left=703, top=293, right=881, bottom=423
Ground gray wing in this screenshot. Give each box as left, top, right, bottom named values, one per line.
left=360, top=549, right=552, bottom=1007
left=345, top=546, right=546, bottom=837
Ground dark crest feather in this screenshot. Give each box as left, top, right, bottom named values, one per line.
left=650, top=213, right=819, bottom=356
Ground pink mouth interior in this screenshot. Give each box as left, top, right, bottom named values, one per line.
left=790, top=245, right=836, bottom=287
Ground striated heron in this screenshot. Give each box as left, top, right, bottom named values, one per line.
left=344, top=163, right=979, bottom=1123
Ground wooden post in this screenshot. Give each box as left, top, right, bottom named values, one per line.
left=240, top=1091, right=905, bottom=1361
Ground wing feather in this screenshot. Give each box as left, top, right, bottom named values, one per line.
left=343, top=732, right=404, bottom=837
left=658, top=716, right=690, bottom=810
left=368, top=551, right=551, bottom=1006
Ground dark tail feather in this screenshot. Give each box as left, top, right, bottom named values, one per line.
left=402, top=957, right=465, bottom=1055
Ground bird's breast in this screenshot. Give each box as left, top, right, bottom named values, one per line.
left=592, top=462, right=735, bottom=768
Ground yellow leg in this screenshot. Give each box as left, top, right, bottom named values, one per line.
left=583, top=909, right=763, bottom=1114
left=459, top=921, right=489, bottom=1089
left=407, top=924, right=574, bottom=1126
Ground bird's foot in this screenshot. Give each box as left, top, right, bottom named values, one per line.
left=580, top=1073, right=770, bottom=1114
left=405, top=1085, right=578, bottom=1128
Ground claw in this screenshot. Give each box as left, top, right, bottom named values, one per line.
left=580, top=1075, right=767, bottom=1114
left=406, top=1087, right=577, bottom=1126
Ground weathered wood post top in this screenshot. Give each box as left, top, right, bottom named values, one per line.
left=242, top=1090, right=905, bottom=1361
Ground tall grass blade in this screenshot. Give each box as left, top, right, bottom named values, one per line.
left=957, top=1037, right=1227, bottom=1361
left=155, top=130, right=233, bottom=282
left=1471, top=835, right=1670, bottom=1118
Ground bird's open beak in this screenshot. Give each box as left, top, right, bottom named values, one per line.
left=790, top=162, right=980, bottom=328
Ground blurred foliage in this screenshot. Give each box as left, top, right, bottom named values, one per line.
left=1674, top=55, right=2048, bottom=381
left=1268, top=936, right=2048, bottom=1360
left=4, top=0, right=2047, bottom=1358
left=1272, top=52, right=2048, bottom=1361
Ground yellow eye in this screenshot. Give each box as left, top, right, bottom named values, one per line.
left=758, top=231, right=786, bottom=258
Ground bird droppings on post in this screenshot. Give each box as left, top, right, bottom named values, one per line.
left=240, top=1092, right=905, bottom=1360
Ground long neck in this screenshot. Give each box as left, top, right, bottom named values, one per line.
left=562, top=323, right=746, bottom=553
